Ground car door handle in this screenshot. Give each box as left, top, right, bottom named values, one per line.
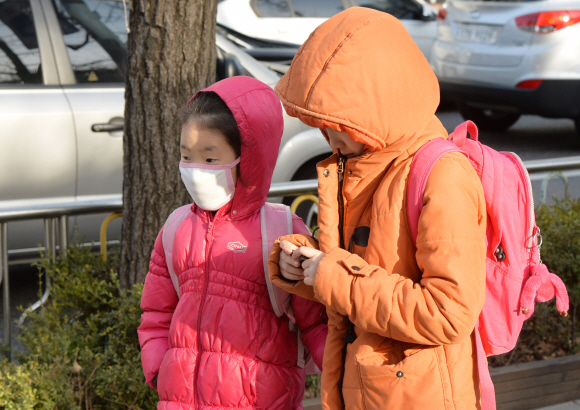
left=91, top=123, right=124, bottom=132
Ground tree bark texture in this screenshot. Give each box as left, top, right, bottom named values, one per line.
left=121, top=0, right=218, bottom=288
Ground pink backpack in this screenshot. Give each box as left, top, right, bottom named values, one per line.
left=407, top=121, right=569, bottom=410
left=162, top=202, right=320, bottom=375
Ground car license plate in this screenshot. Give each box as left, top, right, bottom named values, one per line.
left=455, top=24, right=499, bottom=44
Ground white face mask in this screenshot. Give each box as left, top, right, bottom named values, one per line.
left=179, top=158, right=240, bottom=211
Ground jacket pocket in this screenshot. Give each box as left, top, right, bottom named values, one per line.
left=355, top=346, right=447, bottom=410
left=157, top=347, right=196, bottom=403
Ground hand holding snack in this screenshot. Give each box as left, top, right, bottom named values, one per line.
left=279, top=241, right=326, bottom=285
left=293, top=247, right=325, bottom=286
left=279, top=240, right=304, bottom=281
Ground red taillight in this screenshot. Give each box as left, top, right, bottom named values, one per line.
left=516, top=10, right=580, bottom=33
left=516, top=80, right=543, bottom=89
left=437, top=8, right=448, bottom=20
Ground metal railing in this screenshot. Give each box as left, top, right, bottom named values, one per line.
left=525, top=155, right=580, bottom=173
left=0, top=197, right=124, bottom=356
left=2, top=154, right=580, bottom=354
left=0, top=183, right=321, bottom=354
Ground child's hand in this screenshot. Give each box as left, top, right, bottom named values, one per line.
left=279, top=240, right=305, bottom=281
left=292, top=247, right=325, bottom=286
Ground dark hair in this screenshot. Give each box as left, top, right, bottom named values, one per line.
left=179, top=91, right=242, bottom=157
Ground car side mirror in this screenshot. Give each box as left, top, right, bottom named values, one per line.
left=224, top=57, right=245, bottom=78
left=420, top=9, right=437, bottom=21
left=418, top=3, right=437, bottom=21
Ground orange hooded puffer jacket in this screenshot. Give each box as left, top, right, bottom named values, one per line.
left=268, top=8, right=487, bottom=410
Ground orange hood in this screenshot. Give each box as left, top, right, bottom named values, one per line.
left=275, top=7, right=446, bottom=152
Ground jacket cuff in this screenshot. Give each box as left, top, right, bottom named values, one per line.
left=268, top=234, right=320, bottom=301
left=340, top=253, right=373, bottom=277
left=313, top=248, right=370, bottom=309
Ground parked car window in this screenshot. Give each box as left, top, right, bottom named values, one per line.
left=254, top=0, right=421, bottom=19
left=253, top=0, right=293, bottom=17
left=0, top=0, right=42, bottom=84
left=290, top=0, right=344, bottom=17
left=454, top=0, right=539, bottom=2
left=358, top=0, right=422, bottom=19
left=254, top=0, right=344, bottom=17
left=53, top=0, right=127, bottom=83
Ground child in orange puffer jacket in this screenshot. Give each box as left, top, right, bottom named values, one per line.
left=269, top=7, right=487, bottom=410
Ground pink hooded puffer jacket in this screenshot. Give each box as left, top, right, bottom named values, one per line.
left=138, top=76, right=327, bottom=410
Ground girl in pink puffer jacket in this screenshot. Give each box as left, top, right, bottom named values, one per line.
left=137, top=76, right=327, bottom=410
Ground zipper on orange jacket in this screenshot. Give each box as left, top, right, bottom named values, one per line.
left=337, top=156, right=346, bottom=250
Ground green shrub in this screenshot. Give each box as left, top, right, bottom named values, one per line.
left=303, top=374, right=321, bottom=399
left=0, top=360, right=39, bottom=409
left=0, top=246, right=157, bottom=409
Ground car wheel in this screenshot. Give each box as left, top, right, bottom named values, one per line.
left=283, top=160, right=321, bottom=231
left=458, top=103, right=521, bottom=132
left=295, top=198, right=318, bottom=231
left=575, top=117, right=580, bottom=136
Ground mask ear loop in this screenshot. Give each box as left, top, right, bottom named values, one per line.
left=225, top=158, right=240, bottom=193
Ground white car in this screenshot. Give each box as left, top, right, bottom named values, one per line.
left=217, top=0, right=439, bottom=60
left=0, top=0, right=329, bottom=260
left=431, top=0, right=580, bottom=132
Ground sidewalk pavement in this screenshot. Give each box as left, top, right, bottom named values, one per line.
left=540, top=401, right=580, bottom=410
left=302, top=399, right=580, bottom=410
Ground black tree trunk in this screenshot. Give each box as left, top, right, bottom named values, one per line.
left=121, top=0, right=218, bottom=288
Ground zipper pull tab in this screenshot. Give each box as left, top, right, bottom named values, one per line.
left=206, top=222, right=214, bottom=241
left=337, top=157, right=345, bottom=174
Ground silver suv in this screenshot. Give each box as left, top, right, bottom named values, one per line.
left=0, top=0, right=329, bottom=261
left=218, top=0, right=439, bottom=61
left=431, top=0, right=580, bottom=132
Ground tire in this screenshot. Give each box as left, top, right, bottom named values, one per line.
left=283, top=159, right=321, bottom=230
left=575, top=117, right=580, bottom=136
left=458, top=102, right=521, bottom=132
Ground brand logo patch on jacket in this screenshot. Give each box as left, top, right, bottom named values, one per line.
left=227, top=242, right=247, bottom=253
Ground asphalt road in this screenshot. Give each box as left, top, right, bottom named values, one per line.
left=437, top=105, right=580, bottom=207
left=2, top=107, right=580, bottom=352
left=437, top=105, right=580, bottom=161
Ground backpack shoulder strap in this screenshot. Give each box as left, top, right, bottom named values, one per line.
left=162, top=204, right=192, bottom=298
left=260, top=202, right=293, bottom=318
left=260, top=202, right=320, bottom=374
left=476, top=326, right=497, bottom=410
left=261, top=202, right=316, bottom=371
left=407, top=138, right=463, bottom=246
